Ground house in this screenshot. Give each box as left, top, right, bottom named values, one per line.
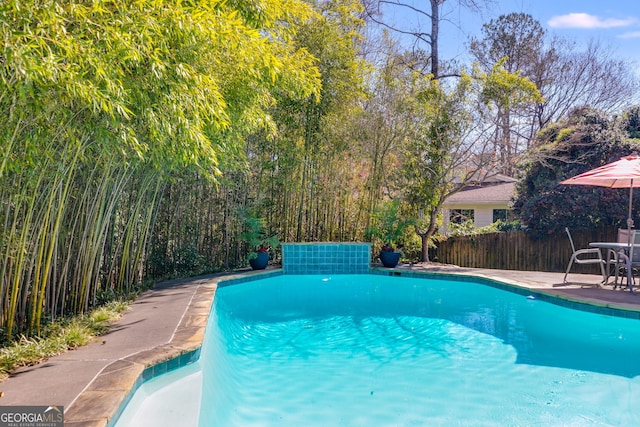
left=440, top=174, right=517, bottom=234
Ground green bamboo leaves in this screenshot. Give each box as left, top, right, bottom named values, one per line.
left=0, top=0, right=321, bottom=339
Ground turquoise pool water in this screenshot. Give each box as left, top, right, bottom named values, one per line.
left=117, top=274, right=640, bottom=426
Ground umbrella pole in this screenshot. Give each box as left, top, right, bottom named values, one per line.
left=628, top=181, right=635, bottom=293
left=629, top=180, right=634, bottom=232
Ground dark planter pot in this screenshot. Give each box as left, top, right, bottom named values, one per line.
left=249, top=251, right=269, bottom=270
left=379, top=250, right=401, bottom=268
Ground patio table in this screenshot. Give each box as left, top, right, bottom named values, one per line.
left=589, top=242, right=640, bottom=291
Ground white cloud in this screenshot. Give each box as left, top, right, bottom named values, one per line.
left=548, top=13, right=636, bottom=29
left=618, top=31, right=640, bottom=39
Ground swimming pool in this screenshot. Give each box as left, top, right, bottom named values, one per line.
left=116, top=273, right=640, bottom=426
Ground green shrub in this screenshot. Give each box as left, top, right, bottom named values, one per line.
left=447, top=219, right=522, bottom=237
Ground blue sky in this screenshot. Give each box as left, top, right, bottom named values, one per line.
left=386, top=0, right=640, bottom=72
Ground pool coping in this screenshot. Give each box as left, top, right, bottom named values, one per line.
left=5, top=265, right=640, bottom=426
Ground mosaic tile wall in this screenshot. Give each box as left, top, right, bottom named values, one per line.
left=282, top=243, right=371, bottom=274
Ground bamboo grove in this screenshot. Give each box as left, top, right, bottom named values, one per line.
left=0, top=0, right=324, bottom=340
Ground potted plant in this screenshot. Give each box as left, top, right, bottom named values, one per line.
left=367, top=200, right=413, bottom=268
left=249, top=245, right=271, bottom=270
left=240, top=211, right=279, bottom=270
left=379, top=243, right=402, bottom=268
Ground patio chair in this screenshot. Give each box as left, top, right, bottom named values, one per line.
left=608, top=228, right=634, bottom=286
left=614, top=229, right=640, bottom=292
left=563, top=228, right=606, bottom=283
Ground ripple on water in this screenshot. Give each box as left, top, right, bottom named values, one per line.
left=196, top=275, right=640, bottom=426
left=202, top=312, right=636, bottom=426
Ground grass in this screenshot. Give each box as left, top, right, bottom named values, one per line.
left=0, top=300, right=130, bottom=381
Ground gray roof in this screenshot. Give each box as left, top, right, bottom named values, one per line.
left=452, top=172, right=517, bottom=184
left=444, top=182, right=516, bottom=205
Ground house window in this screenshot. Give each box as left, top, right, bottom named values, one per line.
left=450, top=209, right=474, bottom=225
left=493, top=209, right=510, bottom=223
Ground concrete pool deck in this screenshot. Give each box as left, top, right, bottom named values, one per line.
left=1, top=264, right=640, bottom=426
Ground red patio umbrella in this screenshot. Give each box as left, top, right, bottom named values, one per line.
left=560, top=154, right=640, bottom=237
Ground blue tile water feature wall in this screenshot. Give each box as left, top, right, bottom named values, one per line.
left=282, top=243, right=371, bottom=274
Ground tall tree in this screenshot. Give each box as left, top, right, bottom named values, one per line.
left=400, top=62, right=542, bottom=261
left=469, top=13, right=550, bottom=174
left=469, top=13, right=639, bottom=174
left=537, top=40, right=639, bottom=129
left=363, top=0, right=490, bottom=79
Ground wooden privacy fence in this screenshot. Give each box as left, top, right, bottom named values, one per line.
left=430, top=226, right=619, bottom=273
